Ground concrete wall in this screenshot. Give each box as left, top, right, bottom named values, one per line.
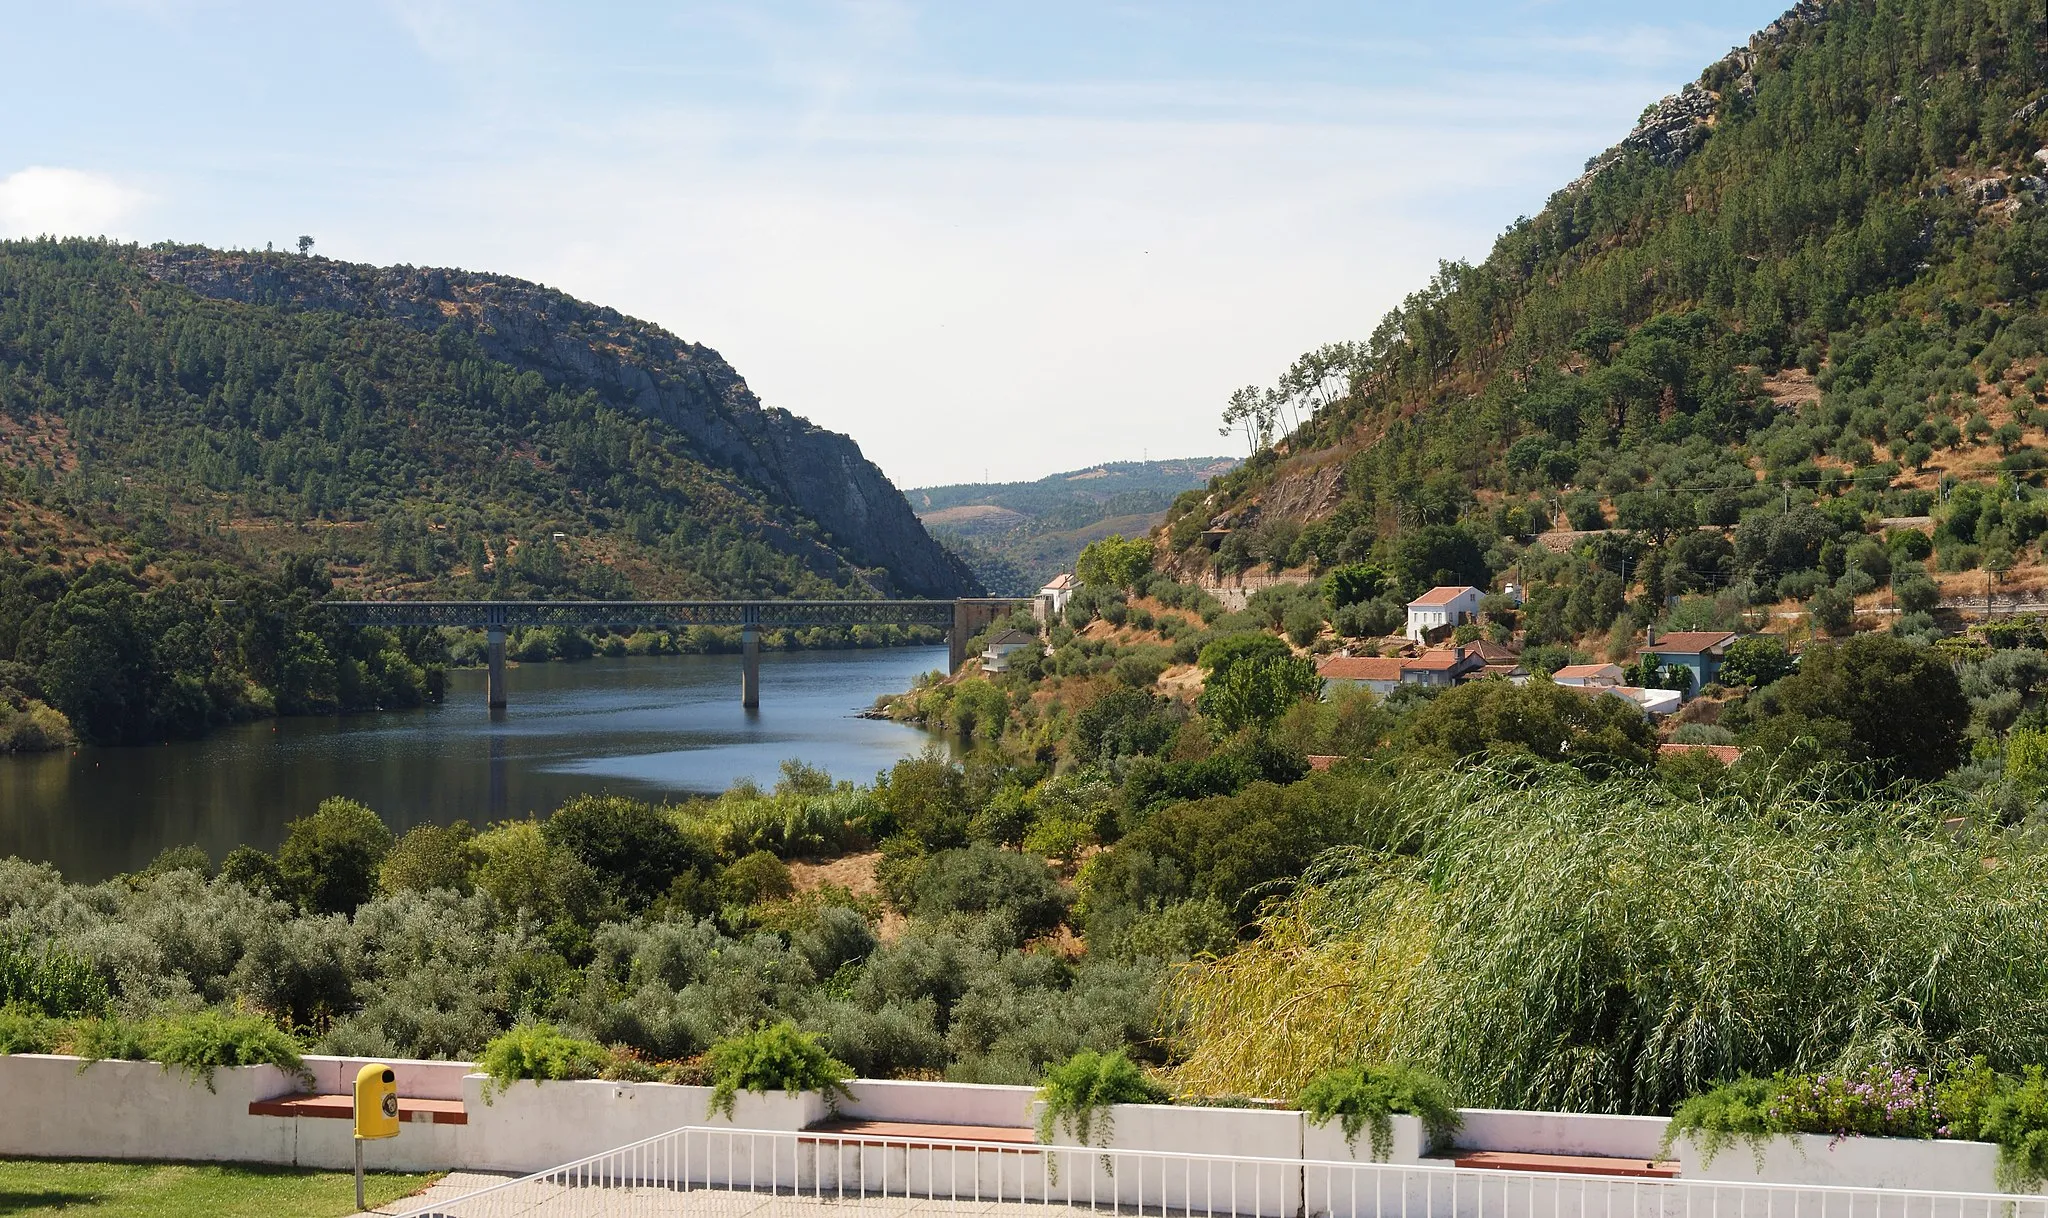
left=1453, top=1108, right=1670, bottom=1160
left=0, top=1054, right=299, bottom=1165
left=1675, top=1132, right=2028, bottom=1196
left=1033, top=1100, right=1305, bottom=1215
left=302, top=1055, right=473, bottom=1102
left=6, top=1053, right=2041, bottom=1203
left=839, top=1079, right=1037, bottom=1129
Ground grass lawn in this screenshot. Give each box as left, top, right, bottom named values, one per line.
left=0, top=1158, right=442, bottom=1216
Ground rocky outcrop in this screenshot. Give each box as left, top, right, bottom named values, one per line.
left=1571, top=1, right=1827, bottom=191
left=138, top=247, right=978, bottom=598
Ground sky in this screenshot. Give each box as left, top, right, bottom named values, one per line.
left=0, top=1, right=1790, bottom=488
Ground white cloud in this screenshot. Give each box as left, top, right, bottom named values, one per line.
left=0, top=167, right=146, bottom=239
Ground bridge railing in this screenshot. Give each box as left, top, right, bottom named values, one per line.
left=325, top=600, right=962, bottom=630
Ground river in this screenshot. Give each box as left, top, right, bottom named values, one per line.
left=0, top=647, right=948, bottom=883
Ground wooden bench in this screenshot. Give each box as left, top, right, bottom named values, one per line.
left=1450, top=1151, right=1678, bottom=1178
left=800, top=1119, right=1039, bottom=1148
left=247, top=1092, right=468, bottom=1126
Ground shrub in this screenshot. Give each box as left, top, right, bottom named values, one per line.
left=721, top=850, right=795, bottom=907
left=542, top=794, right=705, bottom=912
left=1036, top=1048, right=1168, bottom=1147
left=909, top=845, right=1068, bottom=945
left=218, top=846, right=286, bottom=898
left=706, top=1021, right=854, bottom=1118
left=148, top=1010, right=308, bottom=1092
left=0, top=1004, right=58, bottom=1054
left=479, top=1022, right=612, bottom=1099
left=1298, top=1063, right=1462, bottom=1160
left=1718, top=636, right=1795, bottom=688
left=0, top=933, right=110, bottom=1017
left=1663, top=1075, right=1779, bottom=1166
left=0, top=698, right=73, bottom=752
left=380, top=820, right=480, bottom=895
left=65, top=1013, right=150, bottom=1062
left=1894, top=571, right=1941, bottom=613
left=277, top=796, right=394, bottom=914
left=1808, top=586, right=1855, bottom=636
left=1942, top=1060, right=2048, bottom=1193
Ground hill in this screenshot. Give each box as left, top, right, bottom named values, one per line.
left=0, top=240, right=975, bottom=601
left=0, top=240, right=975, bottom=747
left=912, top=458, right=1236, bottom=593
left=1162, top=0, right=2048, bottom=637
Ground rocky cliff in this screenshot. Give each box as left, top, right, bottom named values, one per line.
left=138, top=246, right=978, bottom=599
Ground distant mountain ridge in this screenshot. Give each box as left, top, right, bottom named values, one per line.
left=913, top=458, right=1237, bottom=594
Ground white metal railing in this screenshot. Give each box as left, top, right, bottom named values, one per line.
left=392, top=1125, right=2048, bottom=1218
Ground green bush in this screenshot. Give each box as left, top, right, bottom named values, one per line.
left=1035, top=1048, right=1168, bottom=1147
left=909, top=845, right=1068, bottom=944
left=278, top=797, right=395, bottom=914
left=0, top=934, right=110, bottom=1017
left=380, top=820, right=480, bottom=895
left=1298, top=1063, right=1462, bottom=1160
left=0, top=1004, right=58, bottom=1054
left=705, top=1021, right=854, bottom=1118
left=66, top=1013, right=150, bottom=1063
left=148, top=1010, right=307, bottom=1092
left=478, top=1023, right=612, bottom=1099
left=1941, top=1060, right=2048, bottom=1193
left=542, top=794, right=705, bottom=912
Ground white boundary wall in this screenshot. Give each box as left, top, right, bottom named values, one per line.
left=0, top=1053, right=2040, bottom=1197
left=1676, top=1132, right=2019, bottom=1195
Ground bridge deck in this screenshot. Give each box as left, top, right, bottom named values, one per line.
left=328, top=600, right=969, bottom=630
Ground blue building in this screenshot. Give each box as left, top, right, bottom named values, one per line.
left=1635, top=630, right=1737, bottom=694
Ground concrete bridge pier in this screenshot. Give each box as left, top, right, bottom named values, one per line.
left=740, top=624, right=761, bottom=710
left=486, top=628, right=508, bottom=711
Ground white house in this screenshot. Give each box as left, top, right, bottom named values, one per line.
left=980, top=628, right=1039, bottom=673
left=1556, top=678, right=1683, bottom=718
left=1035, top=573, right=1079, bottom=622
left=1405, top=585, right=1484, bottom=643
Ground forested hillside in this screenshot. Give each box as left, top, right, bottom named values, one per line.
left=914, top=459, right=1235, bottom=594
left=0, top=240, right=974, bottom=746
left=1168, top=0, right=2048, bottom=629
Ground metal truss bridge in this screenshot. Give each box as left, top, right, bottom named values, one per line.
left=328, top=599, right=1022, bottom=710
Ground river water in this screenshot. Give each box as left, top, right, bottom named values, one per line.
left=0, top=647, right=947, bottom=882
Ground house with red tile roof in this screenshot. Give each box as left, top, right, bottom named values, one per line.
left=1405, top=585, right=1484, bottom=643
left=1318, top=647, right=1485, bottom=695
left=1637, top=630, right=1738, bottom=693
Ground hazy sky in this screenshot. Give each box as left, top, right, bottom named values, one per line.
left=0, top=1, right=1788, bottom=487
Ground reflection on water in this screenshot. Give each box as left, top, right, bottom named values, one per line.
left=0, top=647, right=947, bottom=883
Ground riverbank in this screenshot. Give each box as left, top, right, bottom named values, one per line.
left=0, top=648, right=948, bottom=881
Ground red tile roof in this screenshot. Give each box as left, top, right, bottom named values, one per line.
left=1405, top=649, right=1473, bottom=671
left=1317, top=655, right=1406, bottom=681
left=1552, top=663, right=1622, bottom=680
left=1640, top=631, right=1736, bottom=655
left=1409, top=585, right=1482, bottom=607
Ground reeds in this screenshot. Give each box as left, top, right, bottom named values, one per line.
left=1167, top=762, right=2048, bottom=1114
